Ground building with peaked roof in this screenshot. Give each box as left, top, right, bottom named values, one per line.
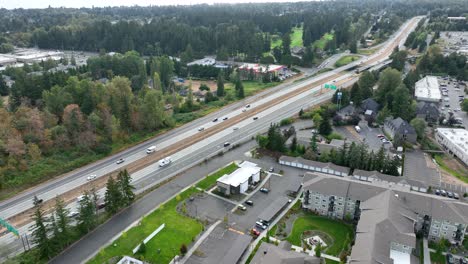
left=383, top=117, right=417, bottom=144
left=416, top=101, right=440, bottom=124
left=435, top=128, right=468, bottom=166
left=414, top=76, right=441, bottom=103
left=216, top=164, right=260, bottom=195
left=279, top=156, right=350, bottom=177
left=250, top=240, right=321, bottom=264
left=360, top=98, right=380, bottom=115
left=301, top=174, right=468, bottom=264
left=237, top=63, right=286, bottom=80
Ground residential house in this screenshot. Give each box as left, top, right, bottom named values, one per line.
left=416, top=102, right=440, bottom=124
left=336, top=104, right=358, bottom=122
left=383, top=117, right=417, bottom=144
left=360, top=98, right=380, bottom=121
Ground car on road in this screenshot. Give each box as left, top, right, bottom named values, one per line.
left=87, top=174, right=97, bottom=181
left=377, top=134, right=385, bottom=138
left=238, top=205, right=247, bottom=211
left=198, top=127, right=204, bottom=131
left=251, top=228, right=260, bottom=236
left=68, top=211, right=79, bottom=218
left=159, top=157, right=172, bottom=167
left=245, top=200, right=254, bottom=206
left=259, top=188, right=270, bottom=193
left=77, top=195, right=86, bottom=202
left=242, top=109, right=247, bottom=112
left=116, top=158, right=125, bottom=164
left=268, top=167, right=274, bottom=172
left=253, top=116, right=258, bottom=120
left=233, top=127, right=239, bottom=131
left=34, top=198, right=44, bottom=204
left=223, top=117, right=228, bottom=120
left=223, top=142, right=231, bottom=147
left=213, top=118, right=218, bottom=122
left=246, top=104, right=251, bottom=108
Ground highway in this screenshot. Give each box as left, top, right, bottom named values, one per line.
left=0, top=16, right=422, bottom=261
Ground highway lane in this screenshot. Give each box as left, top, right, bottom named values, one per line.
left=0, top=16, right=422, bottom=254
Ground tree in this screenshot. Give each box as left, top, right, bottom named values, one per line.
left=235, top=77, right=244, bottom=98
left=155, top=56, right=175, bottom=90
left=77, top=192, right=97, bottom=234
left=391, top=84, right=413, bottom=121
left=410, top=118, right=427, bottom=139
left=319, top=112, right=332, bottom=136
left=357, top=71, right=376, bottom=100
left=53, top=197, right=71, bottom=247
left=374, top=145, right=386, bottom=172
left=290, top=136, right=298, bottom=152
left=390, top=50, right=407, bottom=71
left=0, top=74, right=9, bottom=96
left=376, top=68, right=401, bottom=105
left=31, top=196, right=53, bottom=259
left=310, top=133, right=318, bottom=153
left=137, top=242, right=146, bottom=255
left=216, top=71, right=225, bottom=97
left=315, top=242, right=322, bottom=257
left=140, top=89, right=166, bottom=130
left=70, top=55, right=76, bottom=66
left=282, top=32, right=291, bottom=55
left=105, top=176, right=122, bottom=215
left=462, top=99, right=468, bottom=113
left=180, top=244, right=188, bottom=255
left=349, top=41, right=357, bottom=54
left=350, top=83, right=361, bottom=105
left=312, top=113, right=322, bottom=128
left=117, top=169, right=135, bottom=206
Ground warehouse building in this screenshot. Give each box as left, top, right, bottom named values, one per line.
left=414, top=76, right=441, bottom=103
left=216, top=162, right=260, bottom=196
left=435, top=128, right=468, bottom=166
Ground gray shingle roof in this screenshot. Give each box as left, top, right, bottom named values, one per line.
left=220, top=233, right=252, bottom=264
left=250, top=242, right=321, bottom=264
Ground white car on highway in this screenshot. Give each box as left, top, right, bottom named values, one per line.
left=87, top=174, right=96, bottom=181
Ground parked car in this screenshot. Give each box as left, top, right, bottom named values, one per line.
left=255, top=221, right=267, bottom=230
left=245, top=104, right=251, bottom=108
left=377, top=134, right=385, bottom=138
left=259, top=219, right=270, bottom=226
left=87, top=174, right=97, bottom=181
left=251, top=228, right=260, bottom=236
left=116, top=158, right=125, bottom=164
left=268, top=167, right=274, bottom=172
left=238, top=205, right=247, bottom=211
left=454, top=193, right=460, bottom=200
left=447, top=191, right=454, bottom=198
left=245, top=200, right=254, bottom=206
left=446, top=254, right=455, bottom=264
left=434, top=189, right=441, bottom=195
left=440, top=190, right=447, bottom=196
left=260, top=188, right=270, bottom=193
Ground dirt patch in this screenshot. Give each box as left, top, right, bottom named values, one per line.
left=187, top=80, right=218, bottom=92
left=438, top=156, right=468, bottom=187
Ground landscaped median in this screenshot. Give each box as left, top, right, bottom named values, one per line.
left=334, top=55, right=361, bottom=67
left=88, top=187, right=203, bottom=264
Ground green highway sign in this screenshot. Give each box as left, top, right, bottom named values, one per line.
left=324, top=83, right=337, bottom=90
left=0, top=217, right=19, bottom=237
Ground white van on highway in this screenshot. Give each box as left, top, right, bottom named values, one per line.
left=146, top=146, right=156, bottom=154
left=159, top=157, right=172, bottom=167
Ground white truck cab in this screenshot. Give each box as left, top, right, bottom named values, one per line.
left=146, top=146, right=156, bottom=154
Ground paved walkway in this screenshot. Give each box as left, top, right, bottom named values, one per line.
left=423, top=238, right=431, bottom=264
left=178, top=220, right=222, bottom=264
left=269, top=237, right=340, bottom=262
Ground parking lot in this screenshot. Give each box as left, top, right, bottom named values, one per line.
left=403, top=150, right=440, bottom=187
left=334, top=122, right=392, bottom=152
left=438, top=77, right=467, bottom=128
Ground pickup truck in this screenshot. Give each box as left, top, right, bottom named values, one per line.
left=159, top=157, right=172, bottom=167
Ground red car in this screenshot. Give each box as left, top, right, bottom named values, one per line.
left=251, top=228, right=260, bottom=237
left=377, top=134, right=385, bottom=138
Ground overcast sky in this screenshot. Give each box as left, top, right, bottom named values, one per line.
left=2, top=0, right=306, bottom=9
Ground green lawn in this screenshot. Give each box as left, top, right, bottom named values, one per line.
left=286, top=214, right=353, bottom=256
left=313, top=33, right=334, bottom=50
left=358, top=48, right=378, bottom=55
left=334, top=55, right=361, bottom=67
left=291, top=26, right=303, bottom=47
left=196, top=162, right=239, bottom=190
left=430, top=252, right=446, bottom=264
left=271, top=34, right=282, bottom=49
left=88, top=187, right=203, bottom=264
left=225, top=81, right=278, bottom=97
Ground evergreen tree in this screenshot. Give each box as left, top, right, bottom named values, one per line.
left=290, top=136, right=298, bottom=152
left=310, top=133, right=318, bottom=153
left=357, top=71, right=375, bottom=99
left=319, top=112, right=332, bottom=136
left=216, top=71, right=225, bottom=97
left=235, top=77, right=244, bottom=98
left=31, top=196, right=53, bottom=259
left=77, top=192, right=97, bottom=234
left=282, top=33, right=291, bottom=55
left=391, top=84, right=413, bottom=121
left=0, top=74, right=9, bottom=96
left=374, top=145, right=386, bottom=172
left=350, top=83, right=361, bottom=105
left=105, top=176, right=122, bottom=215
left=53, top=197, right=71, bottom=247
left=117, top=169, right=135, bottom=206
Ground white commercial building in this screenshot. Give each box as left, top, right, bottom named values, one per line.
left=414, top=76, right=441, bottom=103
left=0, top=55, right=17, bottom=67
left=216, top=162, right=260, bottom=195
left=436, top=128, right=468, bottom=166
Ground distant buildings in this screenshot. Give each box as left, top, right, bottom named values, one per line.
left=279, top=156, right=350, bottom=177
left=216, top=161, right=260, bottom=195
left=435, top=128, right=468, bottom=166
left=302, top=174, right=468, bottom=264
left=383, top=117, right=417, bottom=144
left=187, top=57, right=216, bottom=66
left=237, top=63, right=286, bottom=80
left=0, top=55, right=17, bottom=67
left=414, top=76, right=441, bottom=103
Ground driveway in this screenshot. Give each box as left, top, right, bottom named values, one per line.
left=403, top=150, right=440, bottom=186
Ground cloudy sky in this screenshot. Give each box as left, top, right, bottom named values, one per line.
left=2, top=0, right=305, bottom=9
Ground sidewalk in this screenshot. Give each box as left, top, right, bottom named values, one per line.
left=269, top=237, right=340, bottom=262
left=178, top=220, right=222, bottom=264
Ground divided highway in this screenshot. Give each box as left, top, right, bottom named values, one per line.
left=0, top=16, right=422, bottom=261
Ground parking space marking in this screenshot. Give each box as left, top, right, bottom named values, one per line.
left=228, top=227, right=245, bottom=235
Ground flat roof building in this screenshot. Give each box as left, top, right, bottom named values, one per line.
left=217, top=163, right=260, bottom=195
left=414, top=76, right=441, bottom=102
left=0, top=55, right=17, bottom=67
left=435, top=128, right=468, bottom=166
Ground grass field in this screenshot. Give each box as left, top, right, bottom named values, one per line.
left=88, top=187, right=203, bottom=264
left=271, top=34, right=282, bottom=49
left=225, top=81, right=278, bottom=97
left=434, top=155, right=468, bottom=184
left=358, top=48, right=378, bottom=55
left=430, top=252, right=446, bottom=264
left=314, top=33, right=334, bottom=50
left=286, top=214, right=353, bottom=256
left=196, top=162, right=239, bottom=190
left=334, top=55, right=361, bottom=67
left=291, top=26, right=303, bottom=47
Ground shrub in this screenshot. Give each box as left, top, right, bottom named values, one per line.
left=180, top=244, right=188, bottom=255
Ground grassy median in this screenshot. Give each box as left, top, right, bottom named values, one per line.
left=334, top=55, right=361, bottom=67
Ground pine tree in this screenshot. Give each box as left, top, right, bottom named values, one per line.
left=105, top=176, right=122, bottom=214
left=318, top=112, right=332, bottom=136
left=77, top=192, right=97, bottom=234
left=216, top=71, right=225, bottom=97
left=31, top=197, right=53, bottom=259
left=235, top=77, right=244, bottom=98
left=117, top=169, right=135, bottom=206
left=54, top=197, right=71, bottom=247
left=374, top=145, right=386, bottom=172
left=310, top=133, right=318, bottom=153
left=290, top=136, right=298, bottom=152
